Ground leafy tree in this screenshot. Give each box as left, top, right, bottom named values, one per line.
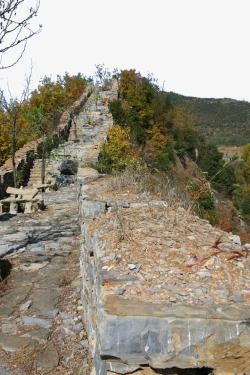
left=233, top=184, right=250, bottom=219
left=241, top=143, right=250, bottom=182
left=23, top=105, right=54, bottom=183
left=197, top=144, right=236, bottom=195
left=167, top=106, right=200, bottom=159
left=0, top=73, right=87, bottom=169
left=0, top=70, right=32, bottom=186
left=97, top=125, right=139, bottom=173
left=107, top=69, right=198, bottom=172
left=0, top=110, right=11, bottom=164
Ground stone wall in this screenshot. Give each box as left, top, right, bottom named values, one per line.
left=77, top=170, right=250, bottom=375
left=0, top=89, right=91, bottom=198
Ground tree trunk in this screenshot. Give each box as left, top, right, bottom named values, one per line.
left=11, top=114, right=17, bottom=188
left=41, top=136, right=46, bottom=185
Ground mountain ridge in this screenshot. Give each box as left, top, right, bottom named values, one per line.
left=167, top=91, right=250, bottom=146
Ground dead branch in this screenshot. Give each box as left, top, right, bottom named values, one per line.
left=0, top=0, right=42, bottom=69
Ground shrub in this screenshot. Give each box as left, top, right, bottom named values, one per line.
left=97, top=125, right=140, bottom=173
left=197, top=144, right=236, bottom=196
left=233, top=184, right=250, bottom=219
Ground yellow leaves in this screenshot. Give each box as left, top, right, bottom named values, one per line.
left=0, top=111, right=11, bottom=164
left=103, top=126, right=133, bottom=161
left=99, top=125, right=140, bottom=172
left=0, top=73, right=87, bottom=167
left=145, top=125, right=168, bottom=156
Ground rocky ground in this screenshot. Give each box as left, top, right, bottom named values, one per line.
left=84, top=175, right=250, bottom=306
left=0, top=87, right=117, bottom=375
left=0, top=187, right=88, bottom=375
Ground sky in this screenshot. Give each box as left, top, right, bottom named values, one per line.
left=1, top=0, right=250, bottom=100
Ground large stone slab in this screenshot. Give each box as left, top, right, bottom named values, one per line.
left=0, top=333, right=34, bottom=353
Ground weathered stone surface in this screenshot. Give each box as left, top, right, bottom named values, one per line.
left=21, top=328, right=49, bottom=343
left=19, top=300, right=32, bottom=312
left=1, top=321, right=17, bottom=335
left=78, top=158, right=250, bottom=374
left=0, top=286, right=31, bottom=317
left=20, top=316, right=52, bottom=329
left=0, top=367, right=13, bottom=375
left=0, top=333, right=34, bottom=352
left=29, top=288, right=61, bottom=316
left=100, top=312, right=250, bottom=370
left=80, top=200, right=106, bottom=218
left=35, top=343, right=59, bottom=371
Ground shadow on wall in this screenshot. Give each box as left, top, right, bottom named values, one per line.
left=154, top=368, right=213, bottom=375
left=0, top=259, right=12, bottom=281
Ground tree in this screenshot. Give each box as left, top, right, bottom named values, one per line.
left=24, top=105, right=50, bottom=184
left=97, top=125, right=139, bottom=173
left=94, top=64, right=111, bottom=88
left=241, top=143, right=250, bottom=183
left=0, top=0, right=42, bottom=69
left=0, top=69, right=32, bottom=187
left=197, top=144, right=236, bottom=195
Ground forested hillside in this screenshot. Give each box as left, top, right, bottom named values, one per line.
left=168, top=92, right=250, bottom=146
left=95, top=70, right=250, bottom=240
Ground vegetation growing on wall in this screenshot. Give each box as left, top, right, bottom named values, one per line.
left=0, top=73, right=87, bottom=166
left=99, top=69, right=200, bottom=174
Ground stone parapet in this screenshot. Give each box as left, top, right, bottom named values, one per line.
left=77, top=168, right=250, bottom=375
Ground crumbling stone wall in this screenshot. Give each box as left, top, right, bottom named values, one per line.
left=0, top=89, right=91, bottom=198
left=77, top=171, right=250, bottom=375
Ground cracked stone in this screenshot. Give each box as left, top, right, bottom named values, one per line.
left=20, top=316, right=52, bottom=329
left=0, top=333, right=34, bottom=353
left=35, top=342, right=59, bottom=372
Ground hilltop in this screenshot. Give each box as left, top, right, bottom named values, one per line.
left=167, top=91, right=250, bottom=146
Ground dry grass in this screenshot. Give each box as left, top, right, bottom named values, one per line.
left=110, top=165, right=191, bottom=210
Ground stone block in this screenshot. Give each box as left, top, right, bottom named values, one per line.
left=81, top=200, right=106, bottom=218
left=9, top=201, right=18, bottom=214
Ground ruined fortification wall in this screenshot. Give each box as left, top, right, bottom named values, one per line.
left=0, top=89, right=91, bottom=198
left=77, top=170, right=250, bottom=375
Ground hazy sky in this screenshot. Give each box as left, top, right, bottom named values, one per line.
left=1, top=0, right=250, bottom=100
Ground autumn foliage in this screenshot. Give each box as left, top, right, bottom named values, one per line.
left=99, top=69, right=199, bottom=173
left=0, top=73, right=87, bottom=166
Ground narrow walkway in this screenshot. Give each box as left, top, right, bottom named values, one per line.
left=0, top=88, right=115, bottom=375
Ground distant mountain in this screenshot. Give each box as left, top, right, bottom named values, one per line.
left=167, top=92, right=250, bottom=146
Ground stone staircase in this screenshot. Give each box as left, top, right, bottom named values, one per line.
left=28, top=86, right=117, bottom=187
left=28, top=159, right=55, bottom=187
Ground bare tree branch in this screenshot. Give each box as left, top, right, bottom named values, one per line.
left=0, top=38, right=27, bottom=69
left=0, top=0, right=42, bottom=69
